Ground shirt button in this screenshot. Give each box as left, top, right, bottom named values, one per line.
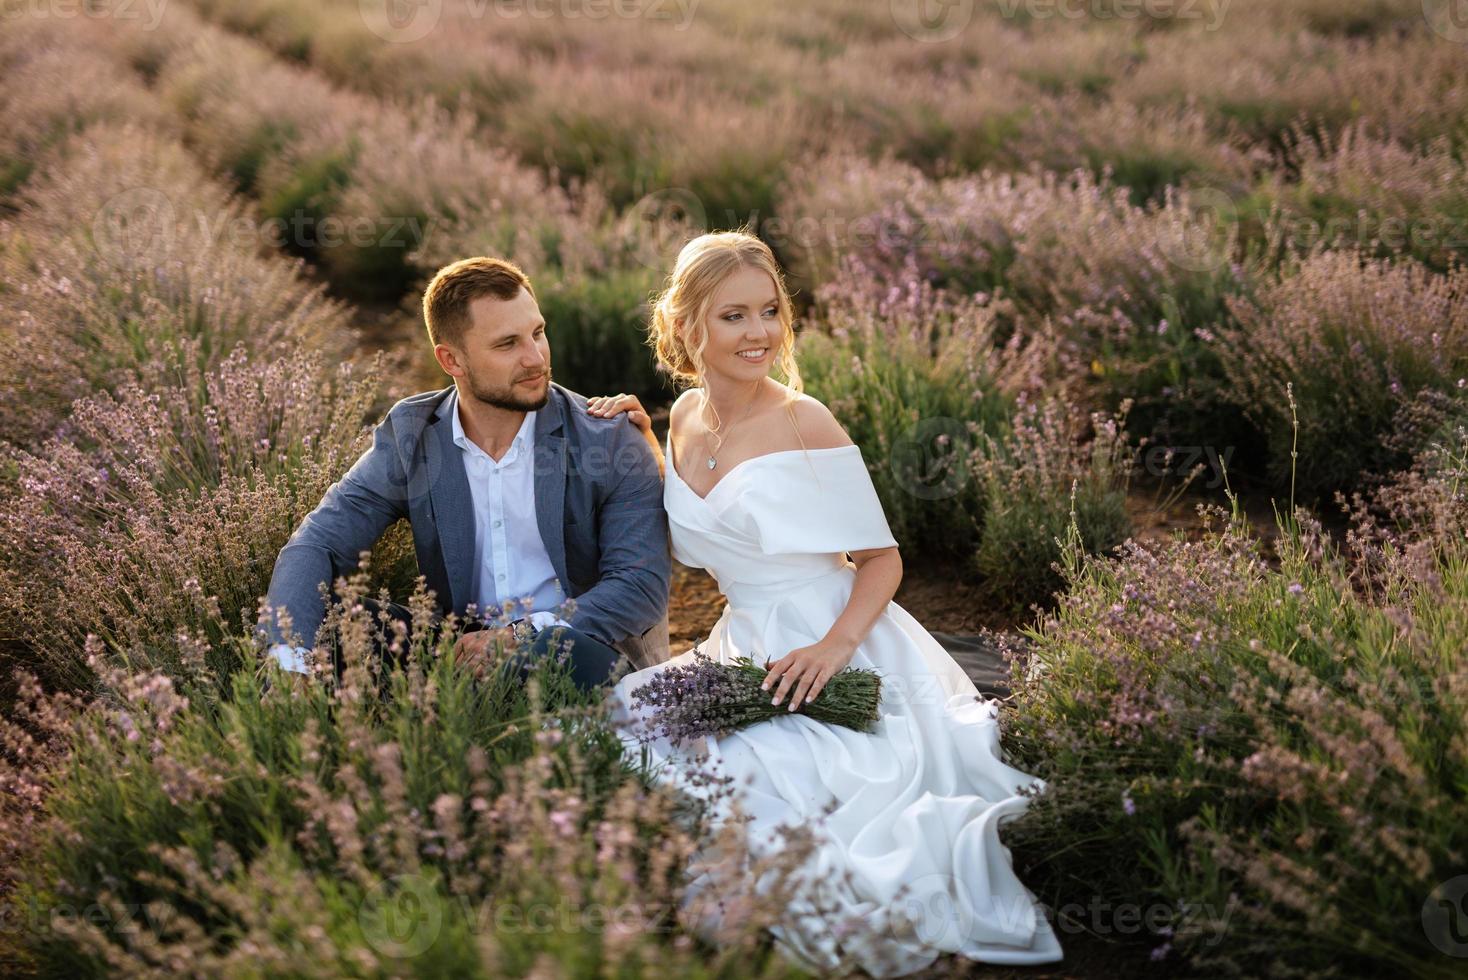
left=493, top=519, right=502, bottom=528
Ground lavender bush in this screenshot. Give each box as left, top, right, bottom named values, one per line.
left=1002, top=447, right=1468, bottom=976
left=85, top=6, right=583, bottom=301
left=1214, top=249, right=1468, bottom=499
left=1017, top=97, right=1260, bottom=207
left=1346, top=394, right=1468, bottom=549
left=0, top=122, right=356, bottom=450
left=0, top=569, right=824, bottom=977
left=780, top=156, right=1261, bottom=454
left=1113, top=18, right=1468, bottom=150
left=0, top=17, right=172, bottom=196
left=1252, top=120, right=1468, bottom=273
left=0, top=343, right=392, bottom=691
left=971, top=398, right=1135, bottom=615
left=800, top=274, right=1132, bottom=604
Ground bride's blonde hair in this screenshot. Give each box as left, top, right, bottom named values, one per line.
left=649, top=230, right=803, bottom=396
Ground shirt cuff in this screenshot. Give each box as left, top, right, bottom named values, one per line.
left=267, top=643, right=311, bottom=674
left=525, top=611, right=573, bottom=632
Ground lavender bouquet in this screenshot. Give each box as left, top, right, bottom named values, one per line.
left=628, top=651, right=883, bottom=745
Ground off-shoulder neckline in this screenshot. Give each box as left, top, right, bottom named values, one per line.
left=666, top=434, right=858, bottom=504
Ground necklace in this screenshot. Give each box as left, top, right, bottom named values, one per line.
left=704, top=384, right=762, bottom=470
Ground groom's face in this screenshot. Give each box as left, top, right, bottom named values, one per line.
left=451, top=287, right=552, bottom=412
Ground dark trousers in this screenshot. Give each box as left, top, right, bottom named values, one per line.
left=327, top=594, right=625, bottom=696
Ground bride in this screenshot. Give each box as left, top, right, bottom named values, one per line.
left=585, top=231, right=1063, bottom=976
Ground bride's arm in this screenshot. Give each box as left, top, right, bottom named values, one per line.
left=763, top=395, right=904, bottom=709
left=765, top=542, right=903, bottom=710
left=828, top=544, right=904, bottom=649
left=824, top=542, right=904, bottom=654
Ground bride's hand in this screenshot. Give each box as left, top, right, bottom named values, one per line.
left=761, top=638, right=856, bottom=711
left=586, top=393, right=651, bottom=435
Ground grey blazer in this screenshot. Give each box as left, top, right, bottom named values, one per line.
left=256, top=382, right=673, bottom=670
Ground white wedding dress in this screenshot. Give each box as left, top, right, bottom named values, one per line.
left=606, top=431, right=1064, bottom=976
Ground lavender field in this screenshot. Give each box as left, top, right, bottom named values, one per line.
left=1, top=0, right=1467, bottom=976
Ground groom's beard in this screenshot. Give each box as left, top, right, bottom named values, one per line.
left=465, top=367, right=552, bottom=412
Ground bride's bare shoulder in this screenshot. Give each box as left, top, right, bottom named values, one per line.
left=669, top=387, right=703, bottom=426
left=668, top=387, right=706, bottom=445
left=787, top=392, right=854, bottom=451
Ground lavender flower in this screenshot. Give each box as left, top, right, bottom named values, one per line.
left=628, top=652, right=882, bottom=746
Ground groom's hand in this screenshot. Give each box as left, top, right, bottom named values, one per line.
left=453, top=626, right=515, bottom=678
left=585, top=393, right=650, bottom=434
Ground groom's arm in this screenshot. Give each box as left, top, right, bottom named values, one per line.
left=256, top=415, right=409, bottom=665
left=565, top=421, right=671, bottom=644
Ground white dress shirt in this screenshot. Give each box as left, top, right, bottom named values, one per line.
left=448, top=386, right=568, bottom=626
left=268, top=386, right=570, bottom=674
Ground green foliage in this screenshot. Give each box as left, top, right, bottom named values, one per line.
left=801, top=296, right=1134, bottom=604
left=973, top=440, right=1133, bottom=616
left=536, top=268, right=671, bottom=406
left=258, top=146, right=357, bottom=259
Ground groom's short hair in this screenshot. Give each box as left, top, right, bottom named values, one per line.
left=422, top=257, right=536, bottom=349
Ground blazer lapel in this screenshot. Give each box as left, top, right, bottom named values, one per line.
left=534, top=387, right=570, bottom=591
left=428, top=388, right=474, bottom=614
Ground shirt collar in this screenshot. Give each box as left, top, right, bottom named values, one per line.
left=448, top=385, right=536, bottom=461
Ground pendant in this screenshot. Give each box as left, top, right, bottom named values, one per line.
left=706, top=455, right=717, bottom=470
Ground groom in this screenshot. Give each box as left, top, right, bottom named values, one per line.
left=256, top=256, right=672, bottom=692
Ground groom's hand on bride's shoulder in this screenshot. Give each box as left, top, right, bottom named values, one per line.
left=585, top=393, right=650, bottom=434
